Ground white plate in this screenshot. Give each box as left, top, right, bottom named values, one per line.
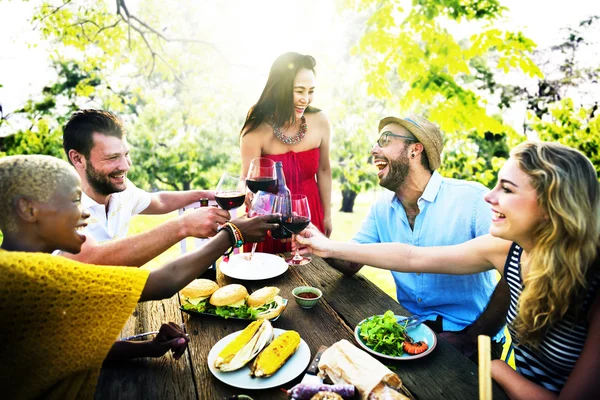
left=354, top=315, right=437, bottom=360
left=220, top=253, right=288, bottom=280
left=207, top=328, right=311, bottom=389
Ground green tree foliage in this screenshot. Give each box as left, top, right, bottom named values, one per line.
left=523, top=17, right=599, bottom=178
left=128, top=101, right=240, bottom=192
left=330, top=80, right=382, bottom=212
left=341, top=0, right=542, bottom=189
left=531, top=100, right=600, bottom=178
left=0, top=60, right=121, bottom=157
left=2, top=0, right=236, bottom=193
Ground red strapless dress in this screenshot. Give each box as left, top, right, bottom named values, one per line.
left=243, top=147, right=325, bottom=254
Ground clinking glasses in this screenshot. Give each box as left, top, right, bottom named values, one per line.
left=375, top=131, right=417, bottom=148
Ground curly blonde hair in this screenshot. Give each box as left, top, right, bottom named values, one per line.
left=0, top=155, right=77, bottom=233
left=510, top=141, right=600, bottom=347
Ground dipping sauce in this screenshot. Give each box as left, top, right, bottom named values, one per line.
left=297, top=292, right=319, bottom=299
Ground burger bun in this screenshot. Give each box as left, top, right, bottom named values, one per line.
left=180, top=279, right=219, bottom=299
left=247, top=286, right=280, bottom=307
left=210, top=284, right=249, bottom=306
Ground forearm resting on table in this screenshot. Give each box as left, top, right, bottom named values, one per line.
left=140, top=231, right=231, bottom=301
left=492, top=360, right=557, bottom=400
left=62, top=218, right=186, bottom=267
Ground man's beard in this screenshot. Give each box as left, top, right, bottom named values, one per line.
left=379, top=149, right=410, bottom=191
left=85, top=161, right=126, bottom=196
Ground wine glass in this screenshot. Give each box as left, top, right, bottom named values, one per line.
left=246, top=158, right=276, bottom=194
left=244, top=191, right=277, bottom=261
left=279, top=194, right=311, bottom=265
left=215, top=172, right=246, bottom=210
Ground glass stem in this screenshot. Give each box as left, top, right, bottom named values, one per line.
left=293, top=234, right=302, bottom=261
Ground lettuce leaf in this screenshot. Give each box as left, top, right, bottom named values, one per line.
left=358, top=310, right=407, bottom=357
left=181, top=300, right=213, bottom=314
left=214, top=304, right=257, bottom=320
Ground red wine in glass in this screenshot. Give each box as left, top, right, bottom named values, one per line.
left=215, top=192, right=245, bottom=210
left=246, top=177, right=277, bottom=194
left=247, top=158, right=276, bottom=194
left=280, top=194, right=311, bottom=265
left=281, top=216, right=310, bottom=234
left=215, top=172, right=245, bottom=211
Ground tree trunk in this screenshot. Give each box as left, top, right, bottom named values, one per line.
left=340, top=189, right=357, bottom=213
left=183, top=181, right=191, bottom=191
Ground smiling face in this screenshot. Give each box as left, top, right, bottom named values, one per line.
left=36, top=172, right=90, bottom=254
left=372, top=123, right=415, bottom=191
left=83, top=133, right=132, bottom=196
left=484, top=157, right=547, bottom=249
left=292, top=68, right=315, bottom=118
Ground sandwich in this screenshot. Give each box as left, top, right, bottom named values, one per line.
left=247, top=286, right=286, bottom=320
left=209, top=284, right=255, bottom=319
left=214, top=319, right=274, bottom=371
left=180, top=279, right=219, bottom=313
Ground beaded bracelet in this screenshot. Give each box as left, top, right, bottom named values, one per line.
left=219, top=222, right=244, bottom=261
left=226, top=222, right=244, bottom=248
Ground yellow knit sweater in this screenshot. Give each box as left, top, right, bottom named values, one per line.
left=0, top=250, right=149, bottom=399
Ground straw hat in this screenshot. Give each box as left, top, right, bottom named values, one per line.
left=378, top=115, right=444, bottom=171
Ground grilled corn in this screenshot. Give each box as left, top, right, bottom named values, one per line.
left=250, top=330, right=301, bottom=377
left=215, top=320, right=274, bottom=371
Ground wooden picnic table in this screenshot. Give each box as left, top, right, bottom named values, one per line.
left=96, top=254, right=508, bottom=399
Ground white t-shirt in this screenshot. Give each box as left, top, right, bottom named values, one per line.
left=82, top=180, right=152, bottom=244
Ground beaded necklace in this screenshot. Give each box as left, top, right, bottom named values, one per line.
left=272, top=115, right=307, bottom=145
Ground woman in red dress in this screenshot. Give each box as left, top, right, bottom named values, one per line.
left=240, top=52, right=332, bottom=255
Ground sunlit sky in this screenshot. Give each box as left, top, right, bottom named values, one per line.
left=1, top=0, right=599, bottom=131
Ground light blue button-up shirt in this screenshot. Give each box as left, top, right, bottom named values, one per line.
left=353, top=171, right=504, bottom=341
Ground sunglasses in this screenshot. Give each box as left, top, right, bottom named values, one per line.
left=375, top=131, right=417, bottom=148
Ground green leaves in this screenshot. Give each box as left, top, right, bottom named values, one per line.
left=358, top=310, right=408, bottom=357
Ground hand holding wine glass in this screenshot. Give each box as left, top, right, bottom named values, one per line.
left=279, top=194, right=312, bottom=265
left=215, top=173, right=246, bottom=211
left=244, top=191, right=278, bottom=261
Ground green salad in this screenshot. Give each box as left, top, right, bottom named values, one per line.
left=358, top=310, right=409, bottom=357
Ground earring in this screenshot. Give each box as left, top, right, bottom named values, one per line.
left=411, top=153, right=415, bottom=158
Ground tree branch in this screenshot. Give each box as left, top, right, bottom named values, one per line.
left=33, top=0, right=73, bottom=29
left=154, top=173, right=181, bottom=191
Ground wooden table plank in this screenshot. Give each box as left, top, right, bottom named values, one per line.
left=95, top=296, right=197, bottom=400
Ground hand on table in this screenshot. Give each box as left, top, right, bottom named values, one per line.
left=143, top=322, right=189, bottom=360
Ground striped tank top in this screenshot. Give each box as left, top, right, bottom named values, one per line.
left=503, top=242, right=599, bottom=393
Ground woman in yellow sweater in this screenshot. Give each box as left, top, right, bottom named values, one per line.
left=0, top=155, right=278, bottom=399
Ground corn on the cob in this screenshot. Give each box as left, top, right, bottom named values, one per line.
left=250, top=330, right=301, bottom=377
left=217, top=320, right=273, bottom=372
left=215, top=320, right=264, bottom=368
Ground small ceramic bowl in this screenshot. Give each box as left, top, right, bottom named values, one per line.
left=292, top=286, right=323, bottom=309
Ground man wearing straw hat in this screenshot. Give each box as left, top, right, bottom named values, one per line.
left=326, top=115, right=508, bottom=361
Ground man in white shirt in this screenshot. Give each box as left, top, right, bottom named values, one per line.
left=59, top=109, right=230, bottom=266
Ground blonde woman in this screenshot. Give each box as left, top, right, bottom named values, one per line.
left=297, top=141, right=599, bottom=399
